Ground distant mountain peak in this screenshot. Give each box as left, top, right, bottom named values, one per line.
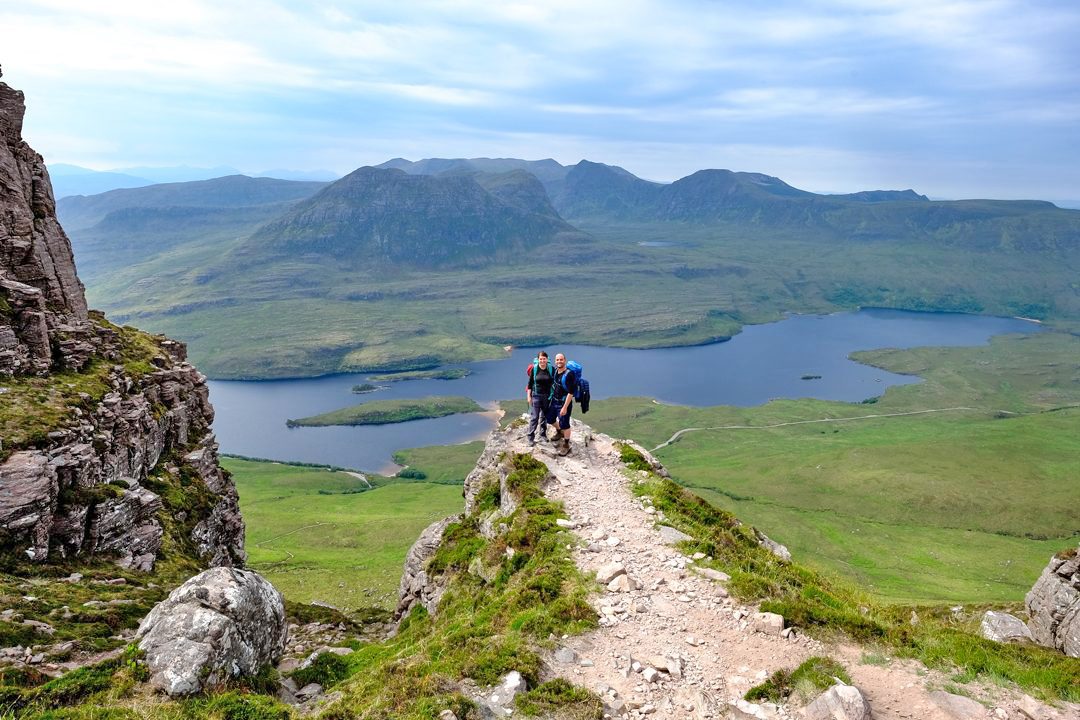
left=246, top=164, right=580, bottom=269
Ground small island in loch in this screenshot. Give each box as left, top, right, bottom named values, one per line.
left=366, top=367, right=472, bottom=382
left=286, top=395, right=484, bottom=427
left=351, top=382, right=380, bottom=393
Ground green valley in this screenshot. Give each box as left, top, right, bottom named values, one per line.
left=570, top=332, right=1080, bottom=604
left=227, top=457, right=464, bottom=609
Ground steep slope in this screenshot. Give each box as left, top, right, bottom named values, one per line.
left=0, top=78, right=243, bottom=571
left=386, top=419, right=1080, bottom=718
left=245, top=166, right=581, bottom=269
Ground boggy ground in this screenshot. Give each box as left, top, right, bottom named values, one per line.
left=513, top=419, right=1076, bottom=720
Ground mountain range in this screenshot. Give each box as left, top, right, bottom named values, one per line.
left=56, top=157, right=1080, bottom=378
left=48, top=163, right=338, bottom=199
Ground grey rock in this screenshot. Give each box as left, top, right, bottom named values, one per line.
left=136, top=567, right=287, bottom=697
left=596, top=562, right=626, bottom=584
left=928, top=690, right=988, bottom=719
left=697, top=567, right=731, bottom=582
left=753, top=527, right=792, bottom=563
left=394, top=515, right=458, bottom=622
left=499, top=670, right=526, bottom=701
left=554, top=646, right=578, bottom=664
left=980, top=611, right=1034, bottom=645
left=657, top=525, right=693, bottom=546
left=751, top=611, right=785, bottom=635
left=0, top=452, right=57, bottom=561
left=803, top=683, right=872, bottom=720
left=1025, top=546, right=1080, bottom=657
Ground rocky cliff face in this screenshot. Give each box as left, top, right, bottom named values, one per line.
left=0, top=82, right=91, bottom=376
left=1026, top=545, right=1080, bottom=658
left=0, top=78, right=243, bottom=571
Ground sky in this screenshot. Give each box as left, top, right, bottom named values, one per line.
left=2, top=0, right=1079, bottom=204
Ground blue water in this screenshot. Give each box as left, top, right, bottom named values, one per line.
left=207, top=309, right=1039, bottom=473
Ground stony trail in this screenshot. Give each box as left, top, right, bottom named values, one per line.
left=509, top=420, right=1074, bottom=720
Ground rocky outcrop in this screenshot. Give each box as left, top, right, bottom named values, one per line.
left=1, top=79, right=88, bottom=376
left=395, top=422, right=555, bottom=623
left=136, top=567, right=287, bottom=696
left=0, top=77, right=244, bottom=570
left=0, top=336, right=244, bottom=568
left=1025, top=545, right=1080, bottom=657
left=394, top=515, right=457, bottom=622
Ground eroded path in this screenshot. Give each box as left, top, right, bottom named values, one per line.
left=507, top=420, right=1074, bottom=720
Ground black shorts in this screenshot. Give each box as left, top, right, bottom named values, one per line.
left=546, top=399, right=572, bottom=429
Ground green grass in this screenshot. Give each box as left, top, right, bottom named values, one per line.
left=366, top=368, right=472, bottom=382
left=745, top=656, right=851, bottom=704
left=227, top=457, right=465, bottom=609
left=314, top=451, right=599, bottom=718
left=392, top=442, right=485, bottom=484
left=286, top=395, right=484, bottom=427
left=582, top=333, right=1080, bottom=604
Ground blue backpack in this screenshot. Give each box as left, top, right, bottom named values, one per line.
left=558, top=360, right=591, bottom=414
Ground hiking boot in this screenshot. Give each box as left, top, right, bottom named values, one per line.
left=557, top=437, right=571, bottom=456
left=527, top=437, right=535, bottom=447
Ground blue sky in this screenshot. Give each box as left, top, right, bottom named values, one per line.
left=3, top=0, right=1078, bottom=203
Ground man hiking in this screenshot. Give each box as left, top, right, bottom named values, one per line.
left=525, top=351, right=553, bottom=447
left=547, top=352, right=577, bottom=456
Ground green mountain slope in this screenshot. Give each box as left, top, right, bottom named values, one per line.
left=243, top=166, right=581, bottom=269
left=57, top=174, right=327, bottom=230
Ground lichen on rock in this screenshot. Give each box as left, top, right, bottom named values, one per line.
left=135, top=566, right=287, bottom=696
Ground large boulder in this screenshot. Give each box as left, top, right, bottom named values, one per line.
left=1025, top=545, right=1080, bottom=657
left=136, top=567, right=287, bottom=696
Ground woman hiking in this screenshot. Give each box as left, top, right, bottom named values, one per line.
left=547, top=353, right=577, bottom=456
left=525, top=351, right=553, bottom=447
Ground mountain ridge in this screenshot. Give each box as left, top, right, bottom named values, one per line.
left=245, top=165, right=582, bottom=269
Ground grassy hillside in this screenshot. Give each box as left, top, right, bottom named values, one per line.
left=286, top=395, right=484, bottom=427
left=574, top=332, right=1080, bottom=604
left=227, top=457, right=464, bottom=609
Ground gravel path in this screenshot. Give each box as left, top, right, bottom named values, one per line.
left=507, top=420, right=1074, bottom=720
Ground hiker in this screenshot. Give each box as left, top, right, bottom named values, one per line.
left=525, top=351, right=553, bottom=446
left=547, top=353, right=578, bottom=456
